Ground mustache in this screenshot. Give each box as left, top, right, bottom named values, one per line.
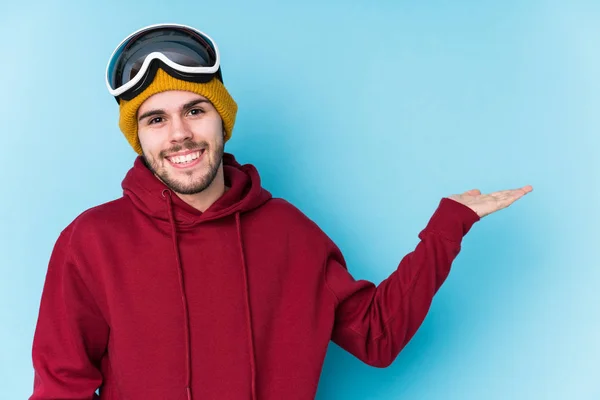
left=160, top=141, right=209, bottom=159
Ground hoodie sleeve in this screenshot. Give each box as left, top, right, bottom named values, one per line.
left=325, top=198, right=480, bottom=367
left=30, top=229, right=109, bottom=399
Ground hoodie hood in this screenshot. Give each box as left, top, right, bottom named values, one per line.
left=122, top=152, right=272, bottom=226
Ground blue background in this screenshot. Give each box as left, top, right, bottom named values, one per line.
left=2, top=0, right=599, bottom=398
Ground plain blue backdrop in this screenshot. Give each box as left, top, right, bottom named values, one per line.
left=2, top=0, right=599, bottom=398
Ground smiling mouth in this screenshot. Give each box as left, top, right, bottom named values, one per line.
left=165, top=149, right=205, bottom=168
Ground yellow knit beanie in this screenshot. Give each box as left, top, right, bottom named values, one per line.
left=118, top=68, right=238, bottom=154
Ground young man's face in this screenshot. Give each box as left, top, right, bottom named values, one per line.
left=137, top=90, right=225, bottom=195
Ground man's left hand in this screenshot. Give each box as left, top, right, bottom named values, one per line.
left=448, top=185, right=533, bottom=218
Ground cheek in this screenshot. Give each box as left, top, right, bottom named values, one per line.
left=138, top=131, right=163, bottom=157
left=190, top=115, right=224, bottom=143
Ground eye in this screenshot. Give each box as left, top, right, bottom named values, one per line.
left=148, top=117, right=163, bottom=125
left=188, top=108, right=204, bottom=116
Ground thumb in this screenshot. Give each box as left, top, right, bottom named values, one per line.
left=465, top=189, right=481, bottom=195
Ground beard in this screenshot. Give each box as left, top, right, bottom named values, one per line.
left=143, top=139, right=224, bottom=195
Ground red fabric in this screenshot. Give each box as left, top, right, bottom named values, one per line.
left=30, top=153, right=480, bottom=399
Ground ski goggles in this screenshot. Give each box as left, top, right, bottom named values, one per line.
left=105, top=23, right=222, bottom=101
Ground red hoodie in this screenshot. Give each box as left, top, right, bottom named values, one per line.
left=30, top=153, right=480, bottom=400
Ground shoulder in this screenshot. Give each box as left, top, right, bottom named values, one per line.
left=46, top=197, right=133, bottom=280
left=60, top=197, right=133, bottom=245
left=253, top=197, right=338, bottom=250
left=259, top=198, right=322, bottom=229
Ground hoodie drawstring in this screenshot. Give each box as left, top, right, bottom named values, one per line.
left=236, top=212, right=257, bottom=400
left=162, top=189, right=193, bottom=400
left=162, top=191, right=257, bottom=400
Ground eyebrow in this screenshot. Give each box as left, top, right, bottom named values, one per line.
left=137, top=98, right=211, bottom=122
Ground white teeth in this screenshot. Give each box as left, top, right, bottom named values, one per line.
left=170, top=151, right=200, bottom=164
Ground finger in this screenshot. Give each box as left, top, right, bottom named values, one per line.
left=492, top=190, right=525, bottom=200
left=490, top=189, right=531, bottom=209
left=465, top=189, right=481, bottom=196
left=489, top=186, right=532, bottom=199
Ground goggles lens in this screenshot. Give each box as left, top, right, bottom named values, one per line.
left=107, top=26, right=218, bottom=91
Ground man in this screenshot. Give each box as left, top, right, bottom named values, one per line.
left=30, top=23, right=532, bottom=400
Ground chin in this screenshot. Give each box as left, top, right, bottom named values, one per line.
left=162, top=166, right=220, bottom=195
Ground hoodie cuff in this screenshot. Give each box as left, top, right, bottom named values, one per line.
left=420, top=197, right=481, bottom=242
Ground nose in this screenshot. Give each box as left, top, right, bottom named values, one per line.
left=168, top=115, right=193, bottom=144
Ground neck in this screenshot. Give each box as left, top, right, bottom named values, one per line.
left=174, top=165, right=227, bottom=213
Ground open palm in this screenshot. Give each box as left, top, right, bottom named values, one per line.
left=448, top=185, right=533, bottom=218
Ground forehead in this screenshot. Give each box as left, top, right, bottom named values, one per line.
left=138, top=90, right=210, bottom=113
